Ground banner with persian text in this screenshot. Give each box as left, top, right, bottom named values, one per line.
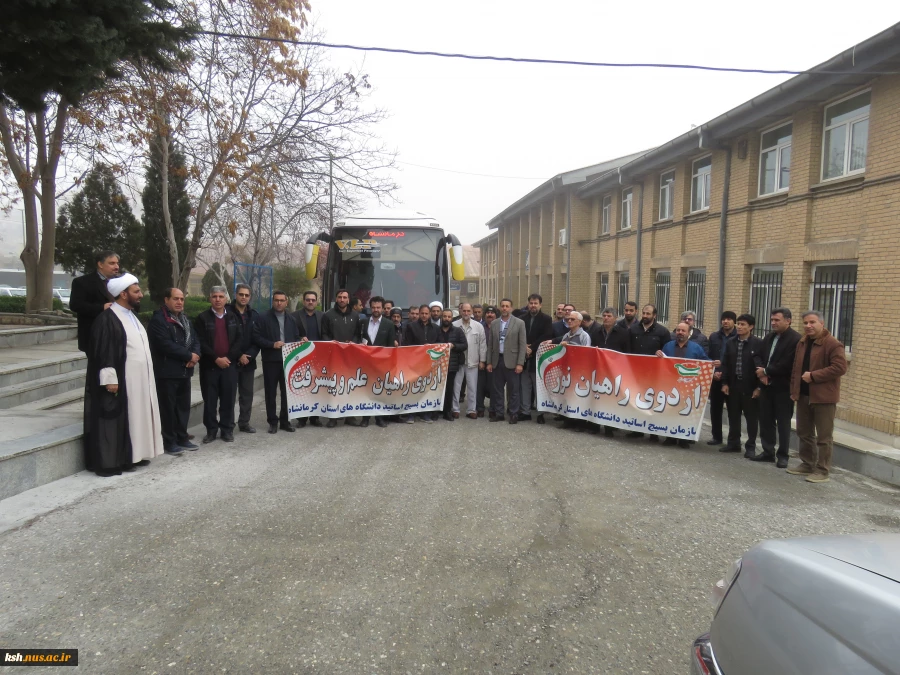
left=535, top=344, right=715, bottom=441
left=282, top=341, right=450, bottom=419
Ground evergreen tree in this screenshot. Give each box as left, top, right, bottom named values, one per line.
left=142, top=140, right=191, bottom=301
left=55, top=164, right=144, bottom=275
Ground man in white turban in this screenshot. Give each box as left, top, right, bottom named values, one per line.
left=428, top=301, right=443, bottom=327
left=83, top=274, right=165, bottom=477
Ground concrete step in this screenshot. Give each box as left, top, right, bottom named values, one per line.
left=0, top=368, right=265, bottom=501
left=0, top=351, right=85, bottom=389
left=0, top=325, right=78, bottom=349
left=0, top=370, right=85, bottom=409
left=15, top=387, right=85, bottom=412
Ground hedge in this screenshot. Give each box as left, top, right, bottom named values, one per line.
left=0, top=297, right=65, bottom=313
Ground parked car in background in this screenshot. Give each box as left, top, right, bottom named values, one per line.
left=53, top=288, right=71, bottom=308
left=693, top=533, right=900, bottom=675
left=0, top=286, right=26, bottom=297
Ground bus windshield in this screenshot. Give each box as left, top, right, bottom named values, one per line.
left=327, top=227, right=445, bottom=312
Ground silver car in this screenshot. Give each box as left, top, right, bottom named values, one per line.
left=692, top=533, right=900, bottom=675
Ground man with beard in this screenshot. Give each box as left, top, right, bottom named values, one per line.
left=616, top=301, right=639, bottom=331
left=452, top=303, right=485, bottom=419
left=673, top=310, right=709, bottom=355
left=389, top=307, right=404, bottom=345
left=148, top=287, right=201, bottom=456
left=657, top=321, right=711, bottom=448
left=627, top=304, right=672, bottom=440
left=707, top=311, right=738, bottom=446
left=84, top=274, right=164, bottom=476
left=321, top=289, right=363, bottom=428
left=195, top=286, right=244, bottom=443
left=70, top=250, right=118, bottom=353
left=428, top=301, right=443, bottom=327
left=477, top=306, right=497, bottom=417
left=403, top=303, right=440, bottom=422
left=231, top=283, right=261, bottom=434
left=360, top=296, right=398, bottom=428
left=436, top=308, right=468, bottom=421
left=597, top=307, right=630, bottom=353
left=580, top=313, right=604, bottom=347
left=291, top=290, right=325, bottom=428
left=720, top=314, right=765, bottom=458
left=518, top=293, right=553, bottom=424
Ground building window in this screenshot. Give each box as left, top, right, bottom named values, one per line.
left=617, top=272, right=629, bottom=317
left=812, top=264, right=857, bottom=351
left=759, top=123, right=792, bottom=195
left=620, top=188, right=632, bottom=230
left=684, top=269, right=706, bottom=330
left=659, top=170, right=675, bottom=220
left=749, top=267, right=783, bottom=337
left=691, top=156, right=711, bottom=212
left=822, top=91, right=870, bottom=181
left=601, top=195, right=611, bottom=235
left=467, top=282, right=477, bottom=294
left=654, top=270, right=671, bottom=325
left=599, top=273, right=609, bottom=312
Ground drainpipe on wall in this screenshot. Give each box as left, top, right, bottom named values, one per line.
left=566, top=191, right=572, bottom=303
left=717, top=146, right=732, bottom=319
left=635, top=181, right=644, bottom=304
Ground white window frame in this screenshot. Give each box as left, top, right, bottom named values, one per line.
left=601, top=195, right=611, bottom=235
left=758, top=122, right=792, bottom=196
left=684, top=268, right=707, bottom=330
left=691, top=156, right=711, bottom=213
left=620, top=188, right=633, bottom=231
left=599, top=273, right=609, bottom=312
left=821, top=90, right=871, bottom=182
left=658, top=169, right=675, bottom=221
left=653, top=269, right=671, bottom=324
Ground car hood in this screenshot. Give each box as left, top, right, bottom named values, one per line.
left=794, top=533, right=900, bottom=583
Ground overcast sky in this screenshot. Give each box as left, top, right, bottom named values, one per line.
left=312, top=1, right=894, bottom=245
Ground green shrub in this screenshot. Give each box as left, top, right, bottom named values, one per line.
left=0, top=297, right=65, bottom=312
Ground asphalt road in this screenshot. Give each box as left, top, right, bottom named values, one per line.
left=2, top=415, right=899, bottom=674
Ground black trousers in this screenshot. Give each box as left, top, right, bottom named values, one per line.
left=236, top=365, right=255, bottom=427
left=758, top=387, right=794, bottom=460
left=491, top=362, right=520, bottom=417
left=727, top=389, right=759, bottom=451
left=200, top=364, right=237, bottom=434
left=262, top=360, right=289, bottom=426
left=443, top=369, right=458, bottom=415
left=709, top=378, right=729, bottom=441
left=156, top=377, right=191, bottom=450
left=476, top=369, right=492, bottom=412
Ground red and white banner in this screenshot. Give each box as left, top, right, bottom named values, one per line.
left=282, top=342, right=450, bottom=418
left=536, top=344, right=715, bottom=440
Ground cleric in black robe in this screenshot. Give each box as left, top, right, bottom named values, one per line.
left=83, top=274, right=164, bottom=476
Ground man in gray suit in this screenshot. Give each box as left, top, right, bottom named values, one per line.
left=486, top=298, right=527, bottom=424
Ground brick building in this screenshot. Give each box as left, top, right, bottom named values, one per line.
left=478, top=22, right=900, bottom=440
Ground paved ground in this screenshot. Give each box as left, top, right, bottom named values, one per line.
left=1, top=414, right=899, bottom=674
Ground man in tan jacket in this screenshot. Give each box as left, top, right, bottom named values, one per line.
left=787, top=310, right=848, bottom=483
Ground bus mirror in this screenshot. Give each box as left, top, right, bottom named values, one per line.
left=450, top=244, right=465, bottom=281
left=305, top=243, right=319, bottom=279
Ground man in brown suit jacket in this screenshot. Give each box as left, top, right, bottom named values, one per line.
left=787, top=310, right=848, bottom=483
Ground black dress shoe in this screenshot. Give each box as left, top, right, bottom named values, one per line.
left=310, top=417, right=323, bottom=427
left=776, top=457, right=788, bottom=469
left=489, top=415, right=503, bottom=422
left=325, top=419, right=337, bottom=428
left=268, top=424, right=278, bottom=434
left=536, top=414, right=545, bottom=425
left=221, top=432, right=234, bottom=442
left=359, top=418, right=369, bottom=428
left=706, top=438, right=723, bottom=446
left=678, top=440, right=691, bottom=448
left=239, top=425, right=256, bottom=434
left=663, top=438, right=678, bottom=446
left=136, top=459, right=151, bottom=466
left=96, top=468, right=122, bottom=477
left=202, top=432, right=217, bottom=444
left=295, top=419, right=307, bottom=428
left=744, top=449, right=756, bottom=459
left=518, top=414, right=532, bottom=422
left=375, top=418, right=388, bottom=428
left=280, top=424, right=295, bottom=432
left=648, top=435, right=659, bottom=443
left=719, top=446, right=741, bottom=453
left=750, top=453, right=776, bottom=463
left=121, top=463, right=137, bottom=472
left=442, top=413, right=454, bottom=422
left=508, top=416, right=518, bottom=424
left=627, top=431, right=644, bottom=438
left=604, top=427, right=614, bottom=437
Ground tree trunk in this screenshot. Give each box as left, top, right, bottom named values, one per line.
left=19, top=187, right=41, bottom=311
left=157, top=133, right=183, bottom=289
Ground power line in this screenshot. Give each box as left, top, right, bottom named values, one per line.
left=397, top=160, right=546, bottom=180
left=196, top=30, right=898, bottom=76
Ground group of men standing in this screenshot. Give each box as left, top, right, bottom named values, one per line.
left=71, top=250, right=847, bottom=485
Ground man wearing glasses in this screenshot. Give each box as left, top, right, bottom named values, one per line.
left=231, top=284, right=261, bottom=433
